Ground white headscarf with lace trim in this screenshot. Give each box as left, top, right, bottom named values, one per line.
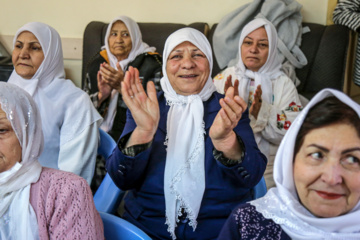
left=250, top=88, right=360, bottom=239
left=160, top=27, right=216, bottom=239
left=0, top=82, right=43, bottom=239
left=101, top=15, right=156, bottom=132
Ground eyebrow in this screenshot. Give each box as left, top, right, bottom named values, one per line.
left=16, top=40, right=41, bottom=45
left=244, top=36, right=268, bottom=42
left=307, top=144, right=329, bottom=153
left=308, top=144, right=360, bottom=154
left=342, top=148, right=360, bottom=154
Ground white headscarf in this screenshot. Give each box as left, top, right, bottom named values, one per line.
left=0, top=82, right=43, bottom=239
left=250, top=88, right=360, bottom=239
left=160, top=27, right=216, bottom=239
left=101, top=16, right=156, bottom=132
left=8, top=22, right=101, bottom=168
left=234, top=18, right=283, bottom=104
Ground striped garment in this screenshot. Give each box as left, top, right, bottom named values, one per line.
left=333, top=0, right=360, bottom=86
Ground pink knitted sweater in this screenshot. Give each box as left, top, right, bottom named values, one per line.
left=30, top=168, right=104, bottom=240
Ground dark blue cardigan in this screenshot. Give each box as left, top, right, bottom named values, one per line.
left=106, top=91, right=267, bottom=240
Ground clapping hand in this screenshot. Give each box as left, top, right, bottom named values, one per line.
left=249, top=85, right=262, bottom=119
left=209, top=86, right=247, bottom=159
left=121, top=66, right=160, bottom=146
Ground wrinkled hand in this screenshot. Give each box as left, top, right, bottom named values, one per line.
left=224, top=75, right=239, bottom=96
left=210, top=86, right=247, bottom=143
left=250, top=85, right=262, bottom=119
left=121, top=66, right=160, bottom=145
left=99, top=62, right=124, bottom=92
left=97, top=70, right=112, bottom=103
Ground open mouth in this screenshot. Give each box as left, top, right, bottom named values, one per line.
left=179, top=74, right=198, bottom=78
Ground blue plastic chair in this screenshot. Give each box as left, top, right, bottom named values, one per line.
left=100, top=212, right=152, bottom=240
left=94, top=129, right=125, bottom=214
left=253, top=176, right=267, bottom=199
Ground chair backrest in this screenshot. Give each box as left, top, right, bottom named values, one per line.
left=100, top=211, right=152, bottom=240
left=94, top=129, right=125, bottom=213
left=253, top=176, right=267, bottom=199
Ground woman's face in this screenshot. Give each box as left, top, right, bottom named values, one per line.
left=0, top=106, right=22, bottom=173
left=12, top=31, right=44, bottom=79
left=108, top=21, right=132, bottom=61
left=294, top=123, right=360, bottom=218
left=241, top=27, right=269, bottom=72
left=166, top=41, right=210, bottom=96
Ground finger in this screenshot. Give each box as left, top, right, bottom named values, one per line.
left=220, top=97, right=241, bottom=124
left=133, top=67, right=144, bottom=93
left=224, top=75, right=232, bottom=93
left=147, top=81, right=159, bottom=105
left=233, top=79, right=239, bottom=96
left=123, top=68, right=135, bottom=98
left=234, top=95, right=247, bottom=113
left=225, top=86, right=235, bottom=99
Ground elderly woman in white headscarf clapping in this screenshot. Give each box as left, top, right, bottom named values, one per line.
left=218, top=88, right=360, bottom=239
left=0, top=82, right=104, bottom=240
left=8, top=22, right=102, bottom=184
left=106, top=27, right=267, bottom=240
left=213, top=18, right=303, bottom=189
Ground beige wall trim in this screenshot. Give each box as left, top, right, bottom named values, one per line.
left=0, top=35, right=83, bottom=60
left=326, top=0, right=338, bottom=25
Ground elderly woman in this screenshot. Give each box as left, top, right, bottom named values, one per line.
left=8, top=22, right=102, bottom=184
left=213, top=18, right=302, bottom=189
left=84, top=15, right=162, bottom=141
left=106, top=28, right=267, bottom=239
left=218, top=88, right=360, bottom=239
left=0, top=82, right=104, bottom=239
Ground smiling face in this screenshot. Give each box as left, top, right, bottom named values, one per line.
left=166, top=41, right=210, bottom=96
left=0, top=105, right=22, bottom=173
left=293, top=123, right=360, bottom=218
left=12, top=31, right=44, bottom=79
left=108, top=21, right=132, bottom=61
left=240, top=27, right=269, bottom=72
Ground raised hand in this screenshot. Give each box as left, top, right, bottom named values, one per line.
left=99, top=62, right=124, bottom=92
left=249, top=85, right=262, bottom=119
left=209, top=86, right=247, bottom=159
left=224, top=75, right=239, bottom=96
left=121, top=66, right=160, bottom=146
left=97, top=70, right=112, bottom=103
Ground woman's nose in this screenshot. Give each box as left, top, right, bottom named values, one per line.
left=19, top=47, right=29, bottom=58
left=181, top=55, right=195, bottom=69
left=249, top=44, right=258, bottom=53
left=321, top=162, right=343, bottom=185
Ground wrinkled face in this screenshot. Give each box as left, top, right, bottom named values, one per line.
left=166, top=41, right=210, bottom=96
left=108, top=21, right=132, bottom=61
left=294, top=123, right=360, bottom=218
left=0, top=106, right=22, bottom=173
left=241, top=27, right=269, bottom=72
left=12, top=31, right=44, bottom=79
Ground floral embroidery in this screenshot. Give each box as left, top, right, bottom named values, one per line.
left=213, top=73, right=224, bottom=81
left=277, top=102, right=303, bottom=130
left=286, top=102, right=303, bottom=112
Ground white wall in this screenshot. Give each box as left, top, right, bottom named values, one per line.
left=1, top=0, right=330, bottom=87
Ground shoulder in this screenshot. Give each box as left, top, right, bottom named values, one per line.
left=229, top=203, right=289, bottom=240
left=33, top=167, right=89, bottom=191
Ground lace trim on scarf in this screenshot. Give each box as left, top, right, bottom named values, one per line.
left=164, top=120, right=205, bottom=239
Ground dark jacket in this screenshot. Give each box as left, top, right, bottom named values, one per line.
left=106, top=91, right=267, bottom=240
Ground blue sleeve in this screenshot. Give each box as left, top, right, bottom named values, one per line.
left=215, top=108, right=267, bottom=188
left=105, top=110, right=152, bottom=190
